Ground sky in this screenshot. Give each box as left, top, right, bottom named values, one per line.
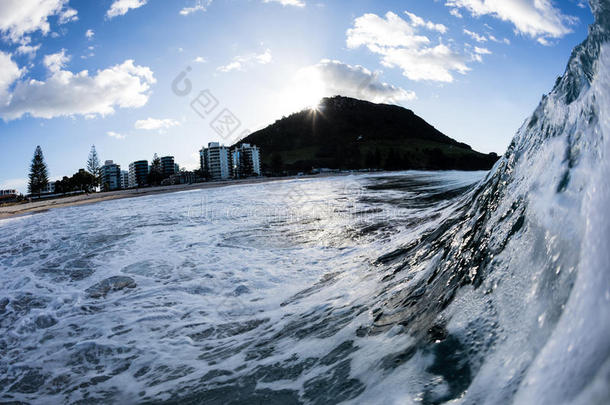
left=0, top=0, right=594, bottom=193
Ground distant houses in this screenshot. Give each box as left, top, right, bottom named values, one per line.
left=101, top=160, right=121, bottom=191
left=200, top=142, right=261, bottom=181
left=41, top=182, right=55, bottom=194
left=200, top=142, right=231, bottom=181
left=160, top=156, right=176, bottom=178
left=0, top=189, right=21, bottom=203
left=13, top=141, right=263, bottom=200
left=232, top=144, right=261, bottom=178
left=120, top=170, right=129, bottom=190
left=128, top=160, right=149, bottom=188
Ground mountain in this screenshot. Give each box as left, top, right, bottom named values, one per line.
left=235, top=96, right=499, bottom=173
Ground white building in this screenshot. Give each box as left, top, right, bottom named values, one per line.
left=231, top=143, right=261, bottom=178
left=200, top=142, right=231, bottom=180
left=120, top=170, right=129, bottom=189
left=41, top=182, right=55, bottom=194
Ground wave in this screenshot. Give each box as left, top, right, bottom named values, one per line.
left=0, top=2, right=609, bottom=404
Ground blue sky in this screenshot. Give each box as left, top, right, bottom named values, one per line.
left=0, top=0, right=594, bottom=193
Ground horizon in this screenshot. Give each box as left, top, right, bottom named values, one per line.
left=0, top=0, right=595, bottom=193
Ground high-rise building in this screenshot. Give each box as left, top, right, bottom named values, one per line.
left=231, top=143, right=261, bottom=178
left=200, top=142, right=231, bottom=180
left=160, top=156, right=176, bottom=177
left=120, top=170, right=129, bottom=189
left=101, top=160, right=121, bottom=191
left=129, top=160, right=149, bottom=188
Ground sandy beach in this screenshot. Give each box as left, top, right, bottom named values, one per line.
left=0, top=174, right=335, bottom=220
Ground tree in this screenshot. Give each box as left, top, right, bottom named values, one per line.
left=365, top=150, right=376, bottom=169
left=270, top=153, right=284, bottom=176
left=374, top=148, right=382, bottom=168
left=87, top=145, right=101, bottom=189
left=72, top=169, right=96, bottom=192
left=345, top=144, right=362, bottom=169
left=385, top=149, right=401, bottom=171
left=28, top=145, right=49, bottom=196
left=147, top=153, right=163, bottom=186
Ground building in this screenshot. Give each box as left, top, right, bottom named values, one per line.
left=174, top=163, right=180, bottom=174
left=129, top=160, right=149, bottom=188
left=101, top=160, right=121, bottom=191
left=41, top=182, right=55, bottom=194
left=160, top=156, right=176, bottom=177
left=120, top=170, right=129, bottom=189
left=0, top=190, right=19, bottom=202
left=161, top=171, right=197, bottom=186
left=200, top=142, right=231, bottom=180
left=0, top=189, right=20, bottom=202
left=231, top=143, right=261, bottom=178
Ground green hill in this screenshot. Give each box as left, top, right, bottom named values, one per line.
left=235, top=96, right=499, bottom=174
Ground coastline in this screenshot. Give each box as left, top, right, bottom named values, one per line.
left=0, top=174, right=343, bottom=220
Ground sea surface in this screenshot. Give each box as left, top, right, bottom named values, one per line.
left=1, top=171, right=491, bottom=404
left=2, top=2, right=610, bottom=402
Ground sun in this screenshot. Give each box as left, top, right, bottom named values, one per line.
left=277, top=66, right=327, bottom=115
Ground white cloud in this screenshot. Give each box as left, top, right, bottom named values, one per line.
left=107, top=0, right=148, bottom=19
left=59, top=7, right=77, bottom=24
left=193, top=56, right=207, bottom=63
left=463, top=28, right=487, bottom=42
left=263, top=0, right=305, bottom=7
left=450, top=8, right=463, bottom=18
left=107, top=131, right=126, bottom=139
left=489, top=34, right=511, bottom=45
left=347, top=11, right=475, bottom=83
left=347, top=12, right=429, bottom=49
left=0, top=0, right=77, bottom=42
left=217, top=48, right=272, bottom=72
left=296, top=59, right=416, bottom=104
left=134, top=117, right=180, bottom=130
left=537, top=37, right=552, bottom=46
left=0, top=51, right=24, bottom=100
left=404, top=11, right=448, bottom=34
left=474, top=46, right=491, bottom=54
left=445, top=0, right=577, bottom=43
left=180, top=0, right=212, bottom=15
left=85, top=29, right=94, bottom=39
left=43, top=49, right=69, bottom=72
left=16, top=43, right=41, bottom=57
left=0, top=53, right=155, bottom=121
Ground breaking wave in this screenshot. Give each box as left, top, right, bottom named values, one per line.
left=1, top=1, right=609, bottom=404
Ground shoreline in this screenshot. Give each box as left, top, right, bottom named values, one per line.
left=0, top=173, right=347, bottom=220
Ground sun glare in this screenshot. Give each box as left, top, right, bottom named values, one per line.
left=275, top=66, right=327, bottom=116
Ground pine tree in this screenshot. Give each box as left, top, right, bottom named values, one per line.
left=87, top=145, right=101, bottom=189
left=147, top=153, right=163, bottom=185
left=28, top=145, right=49, bottom=196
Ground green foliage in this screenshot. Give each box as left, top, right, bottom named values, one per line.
left=28, top=145, right=49, bottom=195
left=270, top=153, right=284, bottom=175
left=86, top=145, right=101, bottom=188
left=147, top=153, right=163, bottom=186
left=54, top=170, right=97, bottom=194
